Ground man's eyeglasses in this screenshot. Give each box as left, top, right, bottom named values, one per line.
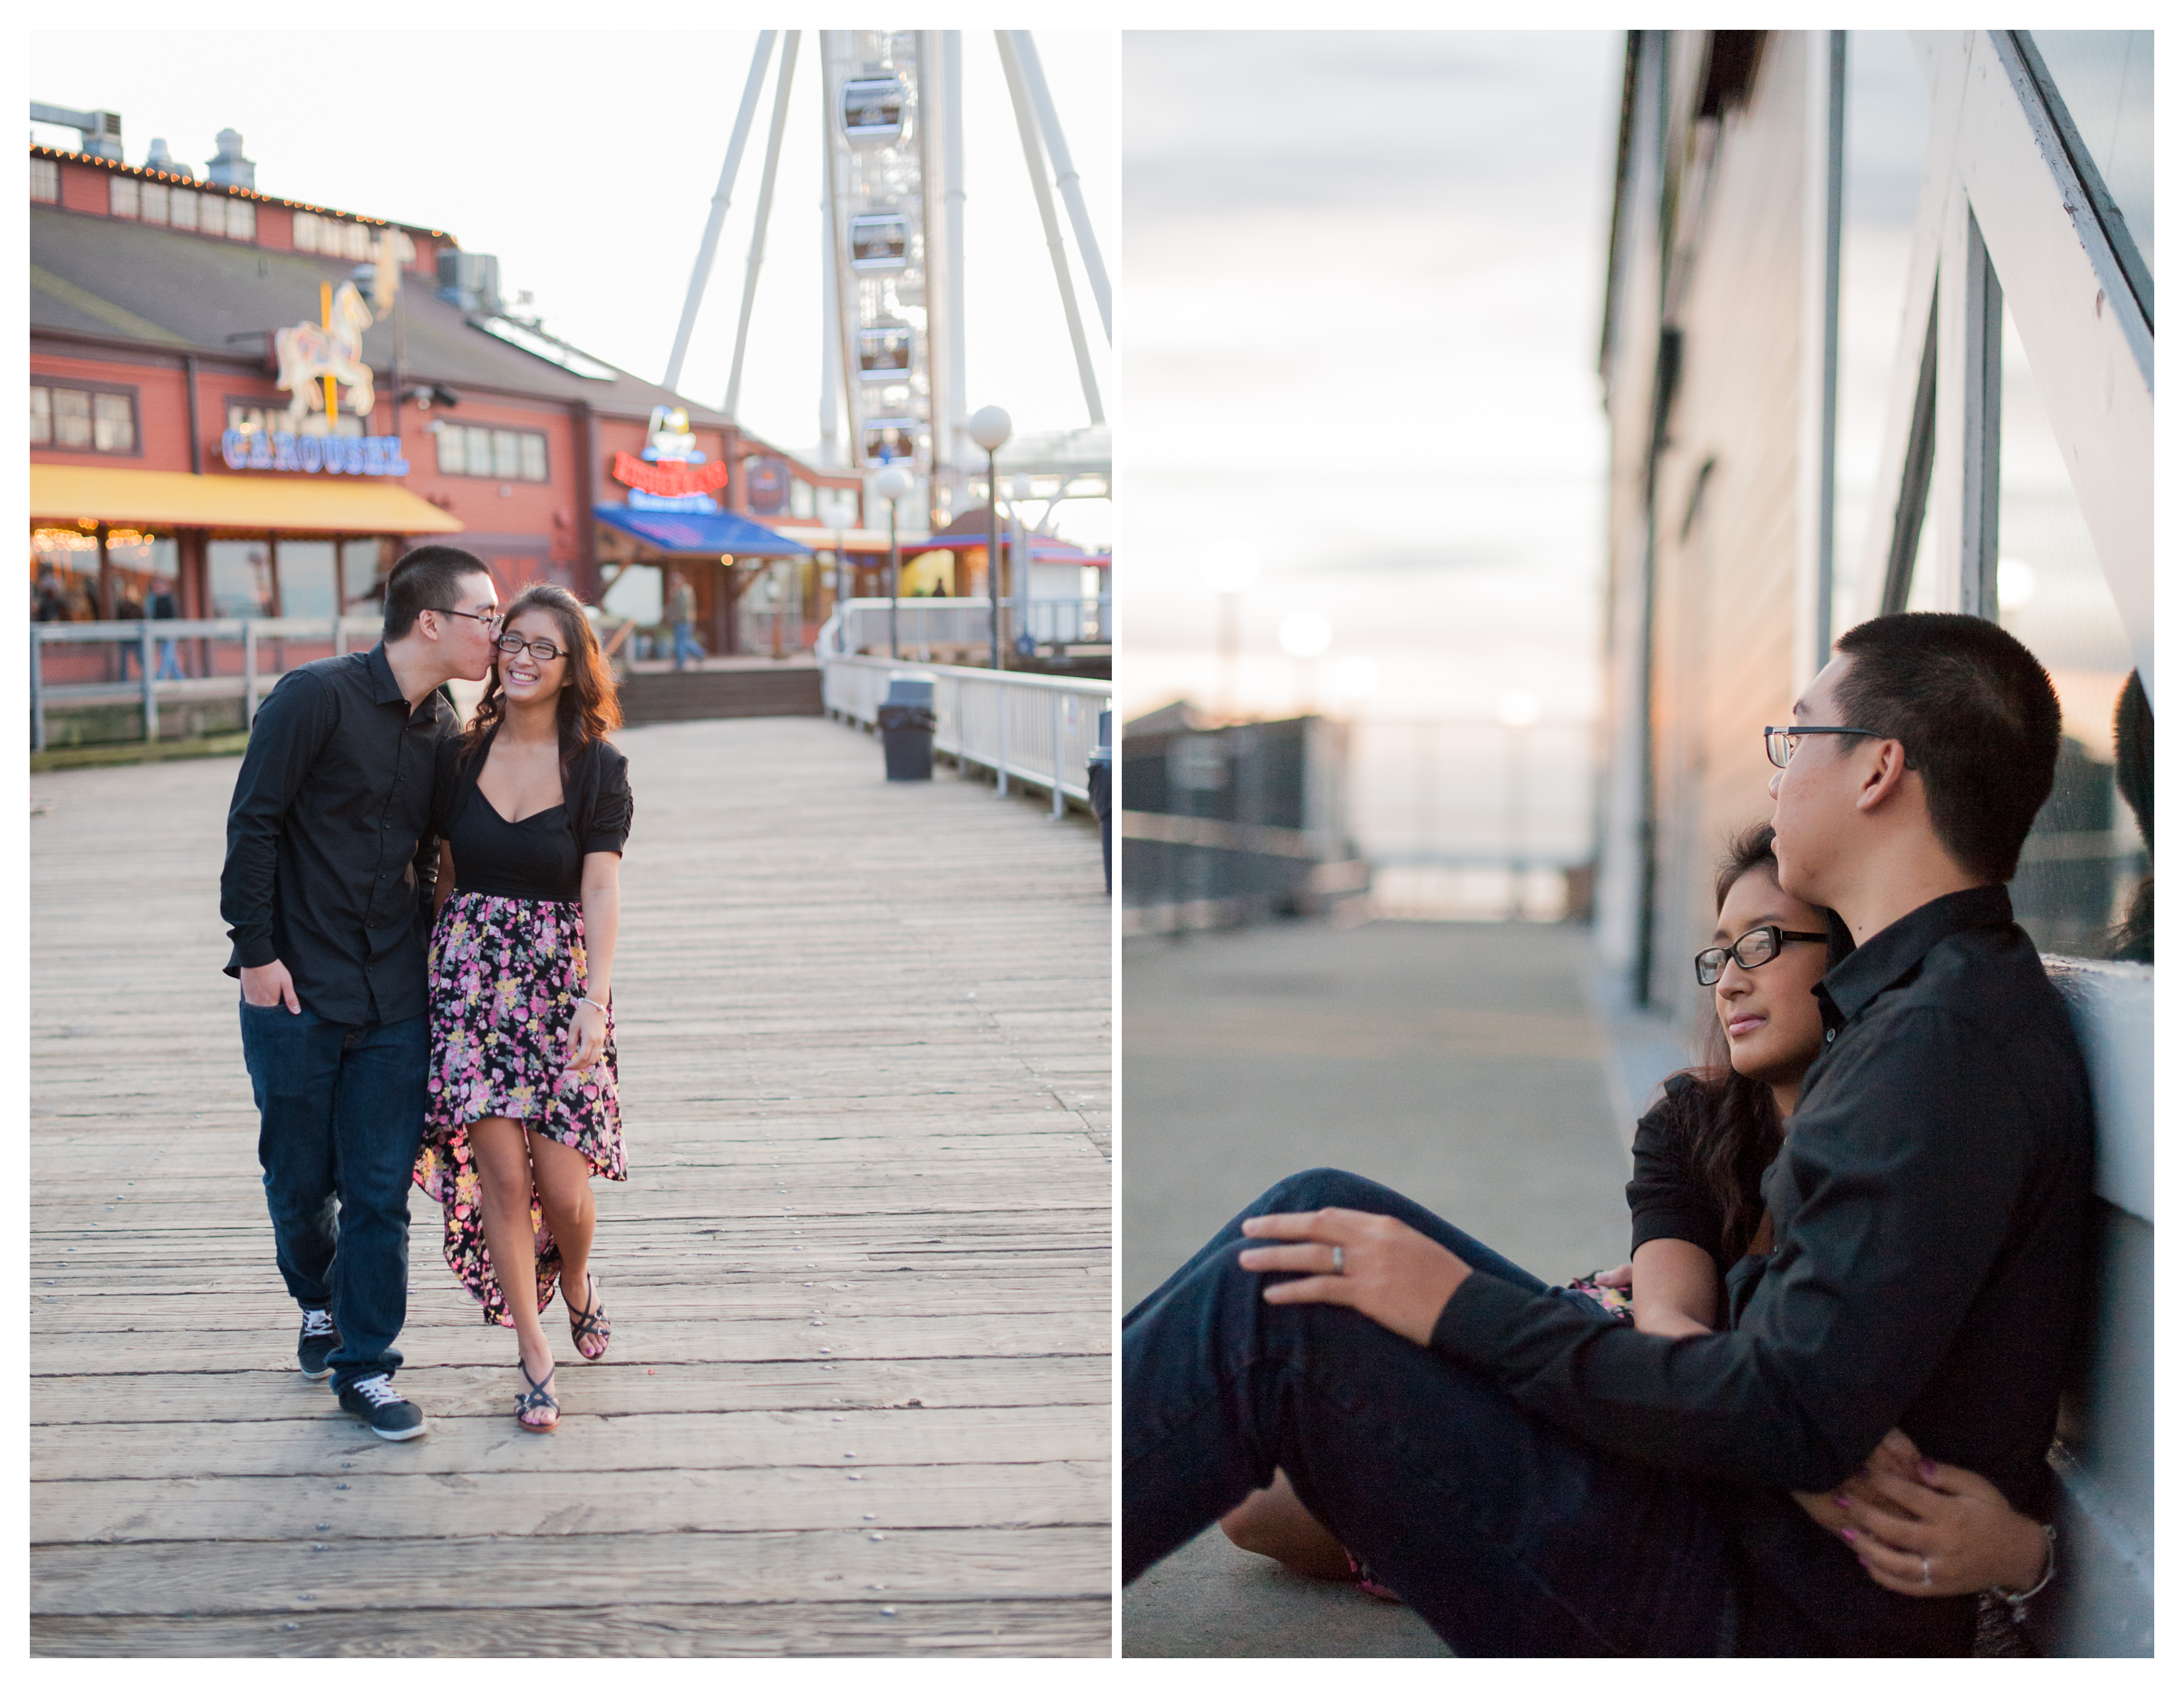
left=1762, top=725, right=1883, bottom=769
left=1694, top=925, right=1831, bottom=988
left=433, top=606, right=502, bottom=632
left=496, top=632, right=569, bottom=662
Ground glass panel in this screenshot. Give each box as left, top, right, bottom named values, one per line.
left=103, top=529, right=178, bottom=616
left=491, top=430, right=521, bottom=479
left=92, top=392, right=134, bottom=453
left=208, top=538, right=275, bottom=618
left=51, top=389, right=92, bottom=449
left=2030, top=31, right=2154, bottom=277
left=30, top=386, right=52, bottom=446
left=168, top=189, right=199, bottom=232
left=277, top=540, right=337, bottom=620
left=1994, top=297, right=2144, bottom=959
left=602, top=563, right=662, bottom=626
left=31, top=526, right=101, bottom=620
left=435, top=424, right=465, bottom=474
left=518, top=433, right=547, bottom=482
left=293, top=211, right=320, bottom=254
left=1835, top=32, right=1933, bottom=632
left=341, top=538, right=394, bottom=614
left=109, top=176, right=139, bottom=218
left=465, top=426, right=494, bottom=477
left=229, top=402, right=273, bottom=436
left=31, top=157, right=60, bottom=203
left=226, top=198, right=255, bottom=240
left=139, top=181, right=169, bottom=224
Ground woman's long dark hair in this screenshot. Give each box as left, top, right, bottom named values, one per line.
left=1668, top=821, right=1799, bottom=1258
left=458, top=582, right=622, bottom=773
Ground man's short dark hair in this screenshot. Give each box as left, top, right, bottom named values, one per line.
left=383, top=545, right=493, bottom=641
left=1832, top=612, right=2062, bottom=884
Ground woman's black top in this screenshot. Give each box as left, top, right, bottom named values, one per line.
left=1627, top=1072, right=1764, bottom=1277
left=433, top=727, right=632, bottom=903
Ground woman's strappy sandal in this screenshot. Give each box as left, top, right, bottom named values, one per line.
left=567, top=1274, right=612, bottom=1361
left=514, top=1358, right=559, bottom=1432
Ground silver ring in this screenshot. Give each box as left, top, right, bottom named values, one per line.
left=1920, top=1556, right=1931, bottom=1587
left=1330, top=1244, right=1345, bottom=1275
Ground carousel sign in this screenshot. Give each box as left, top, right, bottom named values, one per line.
left=223, top=250, right=412, bottom=475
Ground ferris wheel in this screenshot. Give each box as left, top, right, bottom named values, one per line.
left=660, top=30, right=1109, bottom=531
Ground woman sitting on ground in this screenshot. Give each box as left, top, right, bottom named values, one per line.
left=1218, top=823, right=2058, bottom=1650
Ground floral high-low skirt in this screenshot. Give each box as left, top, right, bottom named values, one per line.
left=413, top=890, right=626, bottom=1326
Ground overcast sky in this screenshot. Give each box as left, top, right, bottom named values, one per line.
left=28, top=28, right=1113, bottom=543
left=1119, top=30, right=1622, bottom=724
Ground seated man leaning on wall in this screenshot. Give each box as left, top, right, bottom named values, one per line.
left=1121, top=612, right=2093, bottom=1657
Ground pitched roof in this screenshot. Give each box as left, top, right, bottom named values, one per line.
left=30, top=205, right=731, bottom=426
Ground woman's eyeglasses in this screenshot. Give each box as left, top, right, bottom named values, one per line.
left=496, top=633, right=569, bottom=662
left=1694, top=925, right=1830, bottom=987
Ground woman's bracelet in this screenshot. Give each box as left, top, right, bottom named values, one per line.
left=1992, top=1523, right=2058, bottom=1618
left=579, top=995, right=610, bottom=1010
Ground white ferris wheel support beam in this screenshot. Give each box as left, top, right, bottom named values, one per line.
left=725, top=31, right=800, bottom=421
left=995, top=30, right=1104, bottom=426
left=1007, top=30, right=1110, bottom=344
left=663, top=30, right=776, bottom=395
left=942, top=32, right=970, bottom=461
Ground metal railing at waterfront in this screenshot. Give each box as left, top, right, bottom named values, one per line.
left=821, top=651, right=1109, bottom=818
left=820, top=596, right=1111, bottom=661
left=30, top=615, right=386, bottom=751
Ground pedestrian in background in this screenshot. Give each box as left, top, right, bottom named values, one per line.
left=668, top=571, right=703, bottom=671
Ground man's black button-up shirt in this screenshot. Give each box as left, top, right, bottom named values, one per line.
left=220, top=645, right=455, bottom=1024
left=1432, top=885, right=2093, bottom=1653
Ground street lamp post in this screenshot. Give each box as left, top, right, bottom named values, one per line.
left=968, top=405, right=1013, bottom=671
left=874, top=462, right=915, bottom=661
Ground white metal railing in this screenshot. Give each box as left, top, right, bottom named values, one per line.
left=816, top=595, right=1111, bottom=660
left=821, top=651, right=1109, bottom=816
left=30, top=615, right=383, bottom=749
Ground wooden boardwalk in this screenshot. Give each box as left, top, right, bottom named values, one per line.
left=30, top=715, right=1113, bottom=1656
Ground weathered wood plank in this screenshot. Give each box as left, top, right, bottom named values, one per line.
left=32, top=1599, right=1113, bottom=1658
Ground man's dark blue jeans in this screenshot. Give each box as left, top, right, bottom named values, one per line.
left=238, top=1001, right=428, bottom=1395
left=1123, top=1168, right=1739, bottom=1656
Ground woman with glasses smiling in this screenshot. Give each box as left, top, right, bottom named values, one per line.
left=1217, top=821, right=2058, bottom=1650
left=414, top=582, right=633, bottom=1432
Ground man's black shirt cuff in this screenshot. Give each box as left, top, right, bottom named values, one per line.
left=1429, top=1266, right=1537, bottom=1362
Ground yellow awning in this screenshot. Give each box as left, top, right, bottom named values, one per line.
left=29, top=465, right=465, bottom=535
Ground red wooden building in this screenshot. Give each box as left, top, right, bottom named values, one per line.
left=29, top=139, right=870, bottom=662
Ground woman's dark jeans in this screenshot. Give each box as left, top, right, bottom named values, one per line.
left=239, top=1001, right=428, bottom=1395
left=1123, top=1168, right=1739, bottom=1656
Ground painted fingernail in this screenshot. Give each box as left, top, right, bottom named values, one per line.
left=1917, top=1459, right=1936, bottom=1480
left=1832, top=1494, right=1851, bottom=1509
left=1839, top=1527, right=1859, bottom=1543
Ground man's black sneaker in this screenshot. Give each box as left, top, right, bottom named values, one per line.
left=338, top=1374, right=428, bottom=1440
left=298, top=1309, right=340, bottom=1380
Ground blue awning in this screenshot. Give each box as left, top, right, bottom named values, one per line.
left=592, top=504, right=813, bottom=557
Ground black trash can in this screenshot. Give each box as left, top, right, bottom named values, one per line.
left=878, top=671, right=937, bottom=780
left=1087, top=708, right=1113, bottom=893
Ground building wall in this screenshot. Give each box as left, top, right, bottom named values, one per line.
left=32, top=349, right=193, bottom=473
left=1643, top=34, right=1809, bottom=1012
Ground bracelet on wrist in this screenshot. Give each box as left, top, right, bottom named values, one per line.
left=579, top=995, right=610, bottom=1009
left=1992, top=1523, right=2057, bottom=1617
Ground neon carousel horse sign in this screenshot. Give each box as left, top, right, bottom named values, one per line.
left=222, top=263, right=410, bottom=475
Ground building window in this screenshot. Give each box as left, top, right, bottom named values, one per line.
left=218, top=197, right=255, bottom=240
left=31, top=526, right=101, bottom=620
left=140, top=181, right=169, bottom=224
left=208, top=538, right=276, bottom=618
left=31, top=158, right=60, bottom=203
left=789, top=477, right=816, bottom=520
left=168, top=189, right=200, bottom=232
left=110, top=176, right=140, bottom=219
left=32, top=383, right=138, bottom=455
left=435, top=424, right=549, bottom=481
